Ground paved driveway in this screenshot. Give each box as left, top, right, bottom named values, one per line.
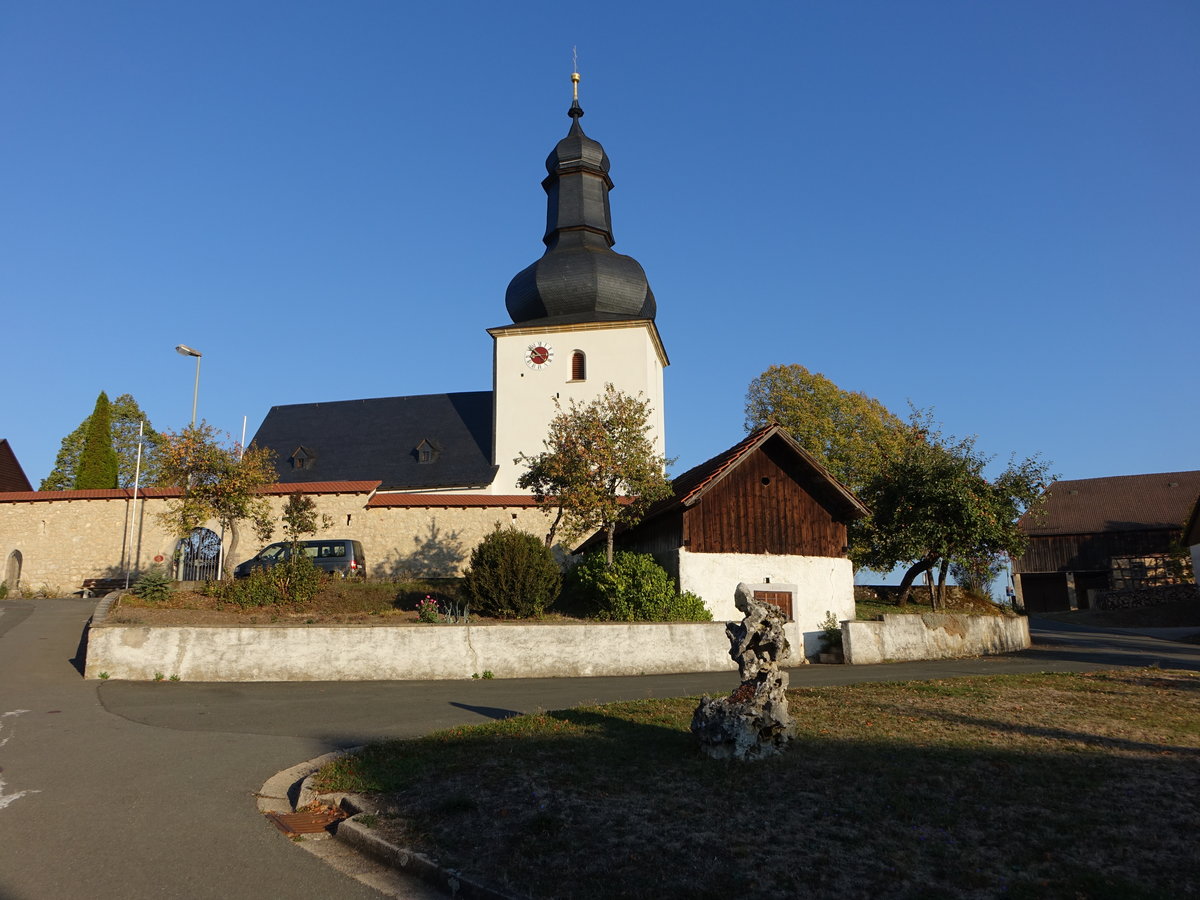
left=2, top=598, right=1197, bottom=899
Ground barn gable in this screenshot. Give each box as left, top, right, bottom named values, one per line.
left=604, top=424, right=867, bottom=560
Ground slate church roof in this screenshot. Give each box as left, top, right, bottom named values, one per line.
left=250, top=392, right=497, bottom=492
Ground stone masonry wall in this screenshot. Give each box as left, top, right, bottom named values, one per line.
left=1094, top=582, right=1199, bottom=611
left=0, top=496, right=182, bottom=593
left=352, top=505, right=554, bottom=578
left=0, top=493, right=560, bottom=591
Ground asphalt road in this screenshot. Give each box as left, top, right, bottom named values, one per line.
left=1, top=597, right=1198, bottom=899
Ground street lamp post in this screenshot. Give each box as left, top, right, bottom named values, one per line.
left=174, top=344, right=204, bottom=580
left=175, top=344, right=202, bottom=427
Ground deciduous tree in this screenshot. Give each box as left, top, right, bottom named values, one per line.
left=744, top=363, right=907, bottom=494
left=156, top=424, right=277, bottom=578
left=856, top=417, right=1051, bottom=606
left=517, top=385, right=673, bottom=565
left=280, top=492, right=332, bottom=546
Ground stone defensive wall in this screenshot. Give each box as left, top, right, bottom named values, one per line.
left=0, top=484, right=553, bottom=591
left=842, top=612, right=1030, bottom=665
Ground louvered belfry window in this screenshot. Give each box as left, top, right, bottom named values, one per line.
left=571, top=351, right=586, bottom=381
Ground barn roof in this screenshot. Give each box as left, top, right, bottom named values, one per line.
left=649, top=423, right=868, bottom=520
left=250, top=392, right=497, bottom=491
left=1020, top=471, right=1200, bottom=536
left=577, top=424, right=867, bottom=552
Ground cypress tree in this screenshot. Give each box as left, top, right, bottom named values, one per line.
left=73, top=391, right=119, bottom=489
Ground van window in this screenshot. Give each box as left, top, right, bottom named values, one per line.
left=259, top=544, right=286, bottom=561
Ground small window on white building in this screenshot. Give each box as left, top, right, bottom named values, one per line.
left=571, top=350, right=586, bottom=381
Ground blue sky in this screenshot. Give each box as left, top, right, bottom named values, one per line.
left=3, top=1, right=1197, bottom=496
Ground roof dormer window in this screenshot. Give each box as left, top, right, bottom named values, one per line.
left=289, top=446, right=316, bottom=470
left=414, top=439, right=439, bottom=464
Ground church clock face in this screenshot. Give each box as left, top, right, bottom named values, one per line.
left=525, top=343, right=554, bottom=370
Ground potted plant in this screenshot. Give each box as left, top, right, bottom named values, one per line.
left=818, top=611, right=844, bottom=664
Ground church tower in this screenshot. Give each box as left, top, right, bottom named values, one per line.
left=488, top=74, right=668, bottom=494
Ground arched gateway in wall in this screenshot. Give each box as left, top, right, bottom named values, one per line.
left=178, top=528, right=221, bottom=581
left=4, top=550, right=21, bottom=590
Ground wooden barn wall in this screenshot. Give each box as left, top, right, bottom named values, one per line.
left=683, top=440, right=847, bottom=557
left=615, top=514, right=683, bottom=560
left=1015, top=529, right=1180, bottom=574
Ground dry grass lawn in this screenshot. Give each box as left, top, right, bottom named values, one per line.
left=315, top=670, right=1200, bottom=900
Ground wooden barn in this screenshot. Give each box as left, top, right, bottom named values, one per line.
left=590, top=423, right=868, bottom=656
left=1186, top=500, right=1200, bottom=582
left=1013, top=470, right=1200, bottom=612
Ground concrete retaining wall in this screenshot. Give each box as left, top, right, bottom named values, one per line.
left=86, top=617, right=817, bottom=682
left=842, top=613, right=1030, bottom=665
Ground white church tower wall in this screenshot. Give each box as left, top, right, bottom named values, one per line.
left=488, top=320, right=667, bottom=494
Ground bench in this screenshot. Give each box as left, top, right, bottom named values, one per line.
left=81, top=578, right=127, bottom=598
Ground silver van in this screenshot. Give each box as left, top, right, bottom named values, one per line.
left=234, top=540, right=366, bottom=578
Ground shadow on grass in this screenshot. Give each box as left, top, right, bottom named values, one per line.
left=877, top=703, right=1200, bottom=756
left=320, top=704, right=1200, bottom=900
left=1017, top=638, right=1200, bottom=672
left=447, top=701, right=521, bottom=720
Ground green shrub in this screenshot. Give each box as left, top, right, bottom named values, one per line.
left=819, top=610, right=843, bottom=651
left=210, top=553, right=325, bottom=607
left=560, top=552, right=712, bottom=622
left=462, top=527, right=561, bottom=619
left=267, top=551, right=324, bottom=605
left=132, top=567, right=173, bottom=604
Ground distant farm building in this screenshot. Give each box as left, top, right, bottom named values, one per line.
left=1012, top=471, right=1200, bottom=612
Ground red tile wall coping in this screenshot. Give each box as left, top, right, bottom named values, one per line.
left=368, top=493, right=542, bottom=508
left=0, top=481, right=383, bottom=503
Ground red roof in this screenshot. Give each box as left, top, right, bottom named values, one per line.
left=0, top=481, right=381, bottom=504
left=260, top=481, right=381, bottom=495
left=368, top=493, right=542, bottom=508
left=1021, top=471, right=1200, bottom=536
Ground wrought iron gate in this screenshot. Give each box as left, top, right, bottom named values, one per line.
left=179, top=527, right=222, bottom=581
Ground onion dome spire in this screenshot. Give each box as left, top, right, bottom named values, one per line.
left=504, top=68, right=656, bottom=326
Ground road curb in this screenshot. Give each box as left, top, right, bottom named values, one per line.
left=260, top=752, right=512, bottom=899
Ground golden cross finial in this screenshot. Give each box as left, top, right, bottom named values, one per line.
left=571, top=46, right=580, bottom=101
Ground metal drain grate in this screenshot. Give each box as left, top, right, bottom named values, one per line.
left=266, top=806, right=348, bottom=837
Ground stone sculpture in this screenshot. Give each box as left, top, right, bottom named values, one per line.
left=691, top=583, right=793, bottom=760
